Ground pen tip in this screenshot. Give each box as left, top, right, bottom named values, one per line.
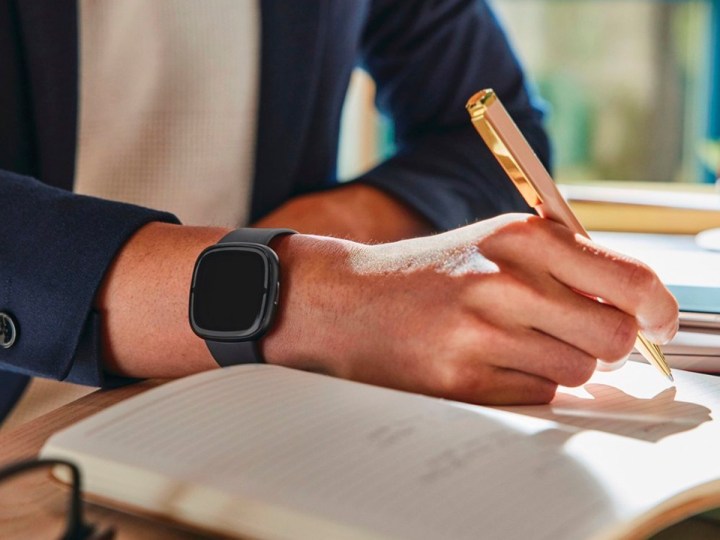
left=667, top=373, right=675, bottom=383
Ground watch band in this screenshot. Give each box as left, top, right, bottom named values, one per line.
left=206, top=228, right=296, bottom=367
left=217, top=228, right=297, bottom=246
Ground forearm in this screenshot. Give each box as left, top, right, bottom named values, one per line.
left=252, top=183, right=433, bottom=243
left=95, top=221, right=346, bottom=380
left=96, top=222, right=229, bottom=378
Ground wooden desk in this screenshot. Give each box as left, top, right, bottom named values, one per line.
left=1, top=382, right=720, bottom=540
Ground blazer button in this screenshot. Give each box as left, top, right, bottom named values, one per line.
left=0, top=312, right=17, bottom=349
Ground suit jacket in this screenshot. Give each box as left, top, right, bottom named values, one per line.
left=0, top=0, right=550, bottom=421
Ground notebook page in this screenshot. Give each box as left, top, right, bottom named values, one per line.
left=43, top=365, right=625, bottom=540
left=496, top=361, right=720, bottom=538
left=41, top=363, right=720, bottom=540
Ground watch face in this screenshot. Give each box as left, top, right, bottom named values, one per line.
left=190, top=245, right=278, bottom=340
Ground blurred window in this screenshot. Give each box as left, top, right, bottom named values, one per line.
left=491, top=0, right=718, bottom=185
left=339, top=1, right=719, bottom=187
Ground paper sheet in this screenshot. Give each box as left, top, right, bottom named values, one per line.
left=42, top=363, right=720, bottom=540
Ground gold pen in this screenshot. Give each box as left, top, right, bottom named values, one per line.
left=466, top=88, right=674, bottom=382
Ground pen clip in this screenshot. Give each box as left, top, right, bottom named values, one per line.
left=466, top=90, right=543, bottom=209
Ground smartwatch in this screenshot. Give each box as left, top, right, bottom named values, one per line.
left=189, top=228, right=296, bottom=366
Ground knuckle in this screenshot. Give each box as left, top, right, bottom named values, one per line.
left=521, top=215, right=555, bottom=243
left=480, top=215, right=572, bottom=265
left=527, top=215, right=574, bottom=244
left=436, top=361, right=481, bottom=398
left=487, top=214, right=542, bottom=247
left=435, top=365, right=457, bottom=395
left=621, top=260, right=656, bottom=299
left=605, top=314, right=638, bottom=361
left=557, top=352, right=597, bottom=387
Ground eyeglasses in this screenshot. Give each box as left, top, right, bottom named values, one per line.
left=0, top=458, right=115, bottom=540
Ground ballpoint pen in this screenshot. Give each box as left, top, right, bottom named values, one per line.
left=466, top=88, right=674, bottom=382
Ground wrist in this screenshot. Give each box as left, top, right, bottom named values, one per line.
left=190, top=228, right=296, bottom=366
left=260, top=233, right=362, bottom=373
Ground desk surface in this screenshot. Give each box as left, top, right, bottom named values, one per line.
left=1, top=381, right=720, bottom=540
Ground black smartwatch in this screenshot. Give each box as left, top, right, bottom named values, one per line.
left=189, top=228, right=296, bottom=366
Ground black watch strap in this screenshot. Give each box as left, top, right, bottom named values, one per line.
left=206, top=228, right=296, bottom=367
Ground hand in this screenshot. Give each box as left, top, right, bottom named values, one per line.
left=252, top=183, right=433, bottom=243
left=263, top=214, right=679, bottom=405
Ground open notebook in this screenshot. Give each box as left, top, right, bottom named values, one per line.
left=40, top=362, right=720, bottom=540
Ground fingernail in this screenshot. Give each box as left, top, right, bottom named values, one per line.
left=641, top=317, right=679, bottom=346
left=596, top=356, right=628, bottom=372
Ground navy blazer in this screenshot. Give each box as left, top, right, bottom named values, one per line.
left=0, top=0, right=550, bottom=421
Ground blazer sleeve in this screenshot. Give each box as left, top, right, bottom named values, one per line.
left=355, top=0, right=551, bottom=231
left=0, top=170, right=180, bottom=386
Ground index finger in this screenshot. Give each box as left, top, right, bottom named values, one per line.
left=545, top=230, right=679, bottom=344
